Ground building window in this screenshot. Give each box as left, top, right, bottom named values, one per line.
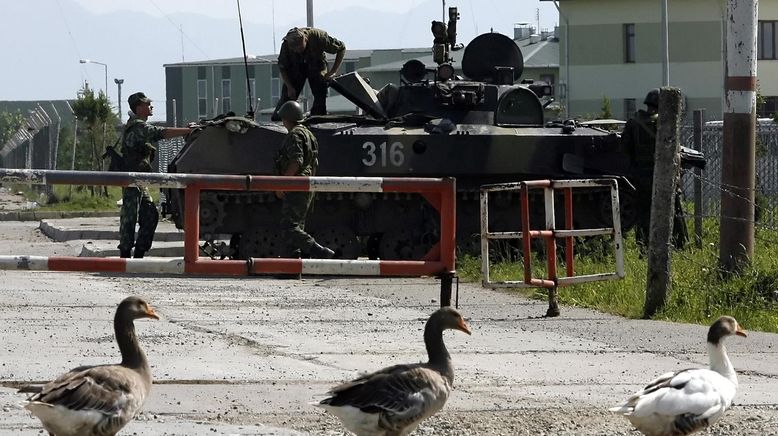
left=197, top=79, right=207, bottom=118
left=221, top=79, right=231, bottom=113
left=624, top=98, right=637, bottom=118
left=758, top=21, right=778, bottom=60
left=624, top=23, right=636, bottom=63
left=271, top=64, right=281, bottom=105
left=539, top=74, right=555, bottom=96
left=246, top=78, right=256, bottom=112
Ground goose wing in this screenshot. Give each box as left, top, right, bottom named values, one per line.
left=322, top=363, right=451, bottom=432
left=611, top=368, right=735, bottom=429
left=30, top=364, right=147, bottom=416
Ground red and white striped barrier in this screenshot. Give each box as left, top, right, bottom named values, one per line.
left=0, top=256, right=447, bottom=277
left=0, top=169, right=457, bottom=305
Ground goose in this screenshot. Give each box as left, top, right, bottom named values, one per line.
left=315, top=306, right=471, bottom=436
left=20, top=296, right=159, bottom=436
left=610, top=315, right=747, bottom=436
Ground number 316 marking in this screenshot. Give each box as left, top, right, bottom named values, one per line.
left=362, top=141, right=405, bottom=167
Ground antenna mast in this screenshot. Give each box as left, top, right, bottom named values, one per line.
left=236, top=0, right=254, bottom=118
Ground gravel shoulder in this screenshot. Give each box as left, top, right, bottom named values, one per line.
left=0, top=220, right=775, bottom=435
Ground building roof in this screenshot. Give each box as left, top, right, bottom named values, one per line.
left=164, top=49, right=376, bottom=68
left=358, top=36, right=558, bottom=75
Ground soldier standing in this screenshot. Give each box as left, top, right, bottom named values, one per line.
left=118, top=92, right=191, bottom=259
left=622, top=89, right=688, bottom=251
left=274, top=100, right=335, bottom=259
left=271, top=27, right=346, bottom=121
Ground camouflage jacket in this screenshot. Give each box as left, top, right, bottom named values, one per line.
left=278, top=28, right=345, bottom=75
left=121, top=115, right=165, bottom=172
left=274, top=124, right=318, bottom=176
left=621, top=109, right=658, bottom=169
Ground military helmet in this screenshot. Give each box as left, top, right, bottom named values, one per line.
left=278, top=101, right=304, bottom=122
left=644, top=88, right=660, bottom=108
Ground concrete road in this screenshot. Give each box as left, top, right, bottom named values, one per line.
left=0, top=220, right=776, bottom=435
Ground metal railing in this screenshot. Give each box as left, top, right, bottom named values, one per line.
left=480, top=178, right=625, bottom=289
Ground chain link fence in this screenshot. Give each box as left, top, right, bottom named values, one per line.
left=679, top=119, right=778, bottom=229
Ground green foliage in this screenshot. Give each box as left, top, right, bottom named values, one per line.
left=600, top=95, right=613, bottom=119
left=0, top=110, right=24, bottom=145
left=459, top=219, right=778, bottom=332
left=70, top=85, right=120, bottom=175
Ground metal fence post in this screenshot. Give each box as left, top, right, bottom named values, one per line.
left=693, top=109, right=704, bottom=248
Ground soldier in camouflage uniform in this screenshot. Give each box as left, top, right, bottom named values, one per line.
left=272, top=27, right=346, bottom=120
left=118, top=92, right=191, bottom=258
left=622, top=89, right=688, bottom=251
left=274, top=100, right=335, bottom=259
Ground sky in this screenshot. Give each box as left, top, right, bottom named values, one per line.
left=2, top=0, right=558, bottom=118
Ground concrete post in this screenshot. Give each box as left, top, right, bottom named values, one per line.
left=644, top=87, right=683, bottom=318
left=720, top=0, right=757, bottom=274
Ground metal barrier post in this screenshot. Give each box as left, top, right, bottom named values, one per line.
left=184, top=185, right=200, bottom=265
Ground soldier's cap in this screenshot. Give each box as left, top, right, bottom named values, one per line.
left=284, top=28, right=305, bottom=48
left=128, top=92, right=152, bottom=111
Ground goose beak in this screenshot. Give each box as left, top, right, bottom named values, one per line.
left=457, top=318, right=472, bottom=335
left=144, top=306, right=160, bottom=320
left=736, top=326, right=747, bottom=337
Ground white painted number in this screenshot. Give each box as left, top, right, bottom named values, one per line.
left=362, top=141, right=405, bottom=167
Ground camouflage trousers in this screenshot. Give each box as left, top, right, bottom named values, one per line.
left=118, top=187, right=159, bottom=253
left=280, top=191, right=316, bottom=256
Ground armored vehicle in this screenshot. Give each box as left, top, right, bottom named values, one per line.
left=164, top=9, right=703, bottom=260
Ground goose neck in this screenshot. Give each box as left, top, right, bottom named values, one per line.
left=424, top=322, right=453, bottom=377
left=115, top=315, right=148, bottom=370
left=708, top=341, right=736, bottom=384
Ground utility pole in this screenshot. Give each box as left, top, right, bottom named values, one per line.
left=660, top=0, right=670, bottom=85
left=306, top=0, right=314, bottom=27
left=720, top=0, right=757, bottom=274
left=644, top=87, right=683, bottom=318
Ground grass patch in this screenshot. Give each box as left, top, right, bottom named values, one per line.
left=11, top=184, right=160, bottom=212
left=459, top=219, right=778, bottom=333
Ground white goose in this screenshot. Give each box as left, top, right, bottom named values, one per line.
left=610, top=315, right=747, bottom=436
left=315, top=307, right=471, bottom=436
left=20, top=296, right=159, bottom=436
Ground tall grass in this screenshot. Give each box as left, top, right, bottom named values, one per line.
left=459, top=219, right=778, bottom=333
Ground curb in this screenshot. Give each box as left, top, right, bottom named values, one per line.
left=0, top=210, right=119, bottom=222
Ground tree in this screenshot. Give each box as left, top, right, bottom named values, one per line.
left=0, top=110, right=24, bottom=147
left=600, top=95, right=613, bottom=119
left=71, top=85, right=118, bottom=195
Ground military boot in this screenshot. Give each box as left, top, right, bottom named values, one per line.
left=133, top=249, right=146, bottom=259
left=119, top=249, right=132, bottom=259
left=309, top=242, right=335, bottom=259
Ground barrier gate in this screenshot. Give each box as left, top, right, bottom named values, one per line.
left=480, top=179, right=625, bottom=314
left=0, top=169, right=457, bottom=306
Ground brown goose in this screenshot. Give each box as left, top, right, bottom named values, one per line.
left=610, top=316, right=747, bottom=436
left=315, top=306, right=471, bottom=436
left=20, top=296, right=159, bottom=436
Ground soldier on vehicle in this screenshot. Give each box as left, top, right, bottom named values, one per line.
left=117, top=92, right=192, bottom=259
left=622, top=88, right=688, bottom=251
left=271, top=27, right=346, bottom=121
left=274, top=100, right=335, bottom=259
